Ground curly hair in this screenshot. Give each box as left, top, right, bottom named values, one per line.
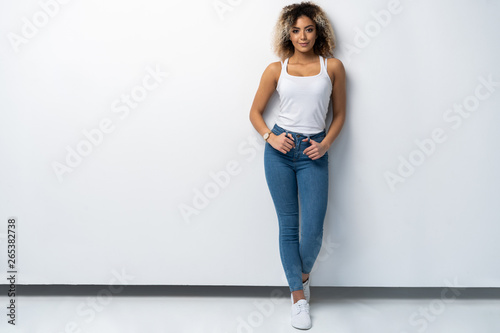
left=272, top=1, right=336, bottom=61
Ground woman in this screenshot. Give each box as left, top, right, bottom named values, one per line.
left=249, top=1, right=346, bottom=329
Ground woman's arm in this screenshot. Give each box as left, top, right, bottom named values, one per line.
left=249, top=62, right=295, bottom=153
left=303, top=58, right=346, bottom=160
left=249, top=62, right=279, bottom=136
left=323, top=58, right=346, bottom=148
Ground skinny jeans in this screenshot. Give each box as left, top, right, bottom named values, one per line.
left=264, top=124, right=328, bottom=292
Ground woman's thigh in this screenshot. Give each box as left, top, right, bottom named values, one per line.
left=296, top=155, right=329, bottom=229
left=264, top=143, right=298, bottom=217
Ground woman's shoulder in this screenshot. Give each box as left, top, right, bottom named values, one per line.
left=261, top=60, right=283, bottom=83
left=326, top=57, right=344, bottom=69
left=325, top=57, right=345, bottom=82
left=265, top=60, right=283, bottom=73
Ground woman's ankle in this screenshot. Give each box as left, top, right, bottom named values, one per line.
left=292, top=290, right=306, bottom=303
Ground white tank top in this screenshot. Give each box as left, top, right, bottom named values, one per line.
left=276, top=55, right=332, bottom=135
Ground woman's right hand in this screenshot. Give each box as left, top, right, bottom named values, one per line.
left=267, top=132, right=295, bottom=154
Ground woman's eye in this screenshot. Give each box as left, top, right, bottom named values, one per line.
left=291, top=28, right=313, bottom=33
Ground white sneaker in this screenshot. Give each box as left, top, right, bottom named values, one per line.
left=290, top=299, right=311, bottom=329
left=303, top=278, right=310, bottom=303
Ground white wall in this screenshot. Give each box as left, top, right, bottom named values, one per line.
left=0, top=0, right=499, bottom=287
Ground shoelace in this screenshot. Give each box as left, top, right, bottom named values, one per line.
left=295, top=301, right=309, bottom=313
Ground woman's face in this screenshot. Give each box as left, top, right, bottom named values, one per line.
left=289, top=15, right=317, bottom=53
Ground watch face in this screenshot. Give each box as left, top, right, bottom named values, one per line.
left=264, top=132, right=270, bottom=140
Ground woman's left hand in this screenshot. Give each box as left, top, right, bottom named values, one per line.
left=303, top=138, right=328, bottom=160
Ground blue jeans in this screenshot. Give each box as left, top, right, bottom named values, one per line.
left=264, top=124, right=329, bottom=292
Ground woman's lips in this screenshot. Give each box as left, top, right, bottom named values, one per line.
left=299, top=43, right=309, bottom=47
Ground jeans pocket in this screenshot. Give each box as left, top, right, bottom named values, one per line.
left=313, top=134, right=325, bottom=143
left=266, top=141, right=284, bottom=155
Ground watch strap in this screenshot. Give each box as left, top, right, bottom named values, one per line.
left=264, top=131, right=272, bottom=141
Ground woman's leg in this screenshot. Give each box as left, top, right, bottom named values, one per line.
left=264, top=142, right=304, bottom=293
left=296, top=151, right=329, bottom=276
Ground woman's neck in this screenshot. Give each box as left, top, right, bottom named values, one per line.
left=290, top=51, right=318, bottom=64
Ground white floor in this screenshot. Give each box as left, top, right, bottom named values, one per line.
left=1, top=285, right=499, bottom=333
